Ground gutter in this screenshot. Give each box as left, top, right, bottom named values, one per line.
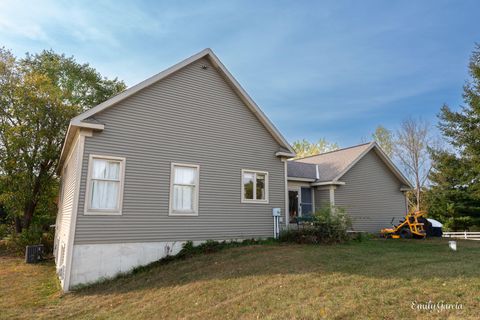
left=311, top=181, right=346, bottom=187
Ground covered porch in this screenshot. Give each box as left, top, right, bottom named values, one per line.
left=286, top=180, right=340, bottom=228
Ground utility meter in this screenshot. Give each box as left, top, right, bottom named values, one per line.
left=272, top=208, right=281, bottom=216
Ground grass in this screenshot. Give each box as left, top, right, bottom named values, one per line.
left=1, top=238, right=479, bottom=319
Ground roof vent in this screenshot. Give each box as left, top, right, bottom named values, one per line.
left=201, top=65, right=208, bottom=70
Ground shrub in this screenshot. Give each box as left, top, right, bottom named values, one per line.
left=350, top=232, right=374, bottom=242
left=0, top=224, right=11, bottom=240
left=2, top=226, right=54, bottom=255
left=443, top=216, right=475, bottom=231
left=279, top=206, right=351, bottom=244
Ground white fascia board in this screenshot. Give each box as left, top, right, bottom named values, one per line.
left=311, top=181, right=346, bottom=186
left=57, top=121, right=105, bottom=174
left=207, top=51, right=295, bottom=155
left=332, top=142, right=376, bottom=183
left=287, top=177, right=316, bottom=182
left=71, top=48, right=213, bottom=123
left=373, top=145, right=414, bottom=189
left=70, top=48, right=294, bottom=155
left=332, top=142, right=413, bottom=189
left=70, top=119, right=105, bottom=130
left=275, top=151, right=296, bottom=158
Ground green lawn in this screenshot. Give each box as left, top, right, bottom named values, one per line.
left=1, top=239, right=479, bottom=319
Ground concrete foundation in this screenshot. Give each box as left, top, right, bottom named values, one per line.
left=70, top=241, right=185, bottom=287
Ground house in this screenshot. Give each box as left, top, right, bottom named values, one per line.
left=287, top=142, right=412, bottom=232
left=54, top=48, right=411, bottom=291
left=54, top=48, right=295, bottom=291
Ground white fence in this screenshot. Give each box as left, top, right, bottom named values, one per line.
left=443, top=231, right=480, bottom=241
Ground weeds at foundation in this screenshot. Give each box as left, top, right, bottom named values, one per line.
left=71, top=238, right=276, bottom=291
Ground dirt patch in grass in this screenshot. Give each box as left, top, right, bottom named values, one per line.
left=1, top=239, right=479, bottom=319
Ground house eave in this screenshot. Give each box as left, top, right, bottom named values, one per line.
left=311, top=181, right=346, bottom=186
left=57, top=121, right=105, bottom=175
left=68, top=48, right=295, bottom=156
left=287, top=177, right=316, bottom=182
left=276, top=151, right=296, bottom=158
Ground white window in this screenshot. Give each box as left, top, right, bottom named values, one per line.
left=241, top=170, right=269, bottom=203
left=169, top=163, right=200, bottom=216
left=85, top=155, right=126, bottom=215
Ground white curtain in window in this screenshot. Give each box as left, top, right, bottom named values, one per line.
left=92, top=159, right=120, bottom=180
left=173, top=185, right=194, bottom=211
left=174, top=166, right=195, bottom=185
left=173, top=166, right=197, bottom=212
left=91, top=181, right=119, bottom=209
left=90, top=159, right=121, bottom=210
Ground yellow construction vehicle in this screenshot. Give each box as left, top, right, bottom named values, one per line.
left=381, top=210, right=427, bottom=239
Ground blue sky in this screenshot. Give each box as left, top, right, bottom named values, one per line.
left=0, top=0, right=478, bottom=147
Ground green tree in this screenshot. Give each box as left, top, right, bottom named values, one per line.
left=0, top=48, right=126, bottom=232
left=427, top=44, right=480, bottom=228
left=372, top=125, right=394, bottom=157
left=292, top=138, right=339, bottom=159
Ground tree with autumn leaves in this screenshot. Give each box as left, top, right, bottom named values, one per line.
left=0, top=48, right=125, bottom=233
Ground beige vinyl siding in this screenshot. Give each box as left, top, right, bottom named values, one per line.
left=334, top=150, right=407, bottom=233
left=314, top=188, right=330, bottom=210
left=55, top=137, right=80, bottom=265
left=74, top=58, right=285, bottom=244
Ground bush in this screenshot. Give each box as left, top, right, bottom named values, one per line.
left=2, top=226, right=54, bottom=255
left=279, top=206, right=351, bottom=244
left=443, top=216, right=476, bottom=231
left=0, top=224, right=11, bottom=240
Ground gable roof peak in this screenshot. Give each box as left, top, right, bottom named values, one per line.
left=294, top=142, right=372, bottom=162
left=58, top=48, right=295, bottom=172
left=290, top=141, right=412, bottom=188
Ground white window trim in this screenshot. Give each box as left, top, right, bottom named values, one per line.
left=169, top=163, right=200, bottom=216
left=84, top=154, right=126, bottom=216
left=241, top=169, right=269, bottom=204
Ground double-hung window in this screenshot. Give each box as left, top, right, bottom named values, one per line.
left=241, top=170, right=268, bottom=203
left=85, top=155, right=126, bottom=215
left=169, top=163, right=200, bottom=215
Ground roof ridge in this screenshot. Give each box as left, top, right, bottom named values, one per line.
left=295, top=142, right=372, bottom=161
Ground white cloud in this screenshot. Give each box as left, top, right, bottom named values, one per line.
left=0, top=0, right=163, bottom=47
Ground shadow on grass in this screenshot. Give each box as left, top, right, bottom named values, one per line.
left=72, top=238, right=480, bottom=297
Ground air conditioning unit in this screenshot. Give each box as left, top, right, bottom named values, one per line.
left=25, top=244, right=44, bottom=264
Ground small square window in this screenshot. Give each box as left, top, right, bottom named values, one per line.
left=241, top=170, right=269, bottom=203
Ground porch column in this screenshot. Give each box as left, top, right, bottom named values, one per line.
left=329, top=186, right=336, bottom=206
left=283, top=159, right=289, bottom=230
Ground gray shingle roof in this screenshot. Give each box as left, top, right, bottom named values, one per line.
left=287, top=162, right=317, bottom=180
left=289, top=143, right=372, bottom=182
